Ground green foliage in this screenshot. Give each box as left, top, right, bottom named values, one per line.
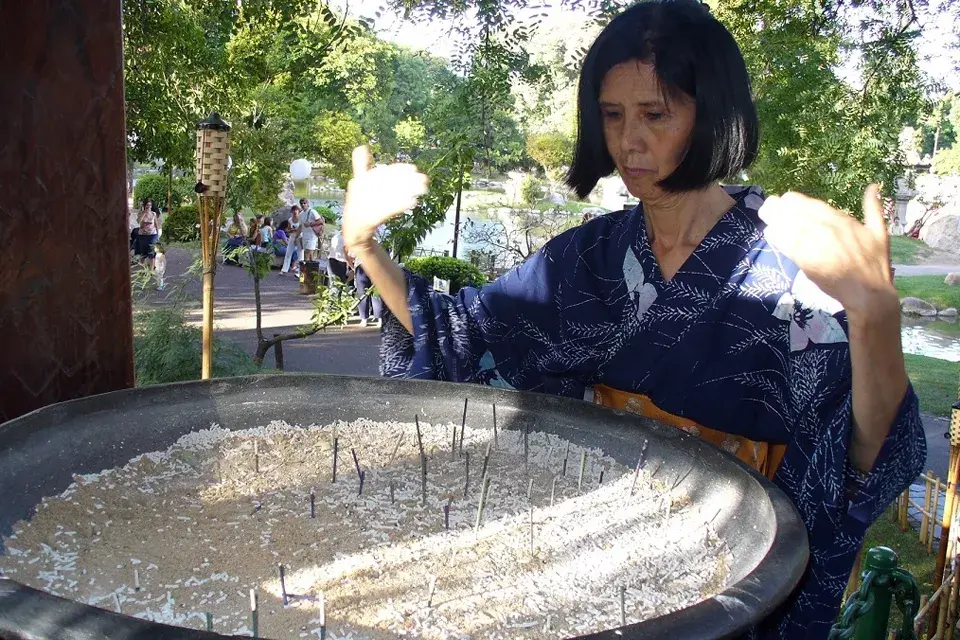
left=162, top=205, right=201, bottom=242
left=394, top=117, right=427, bottom=155
left=903, top=353, right=960, bottom=418
left=519, top=174, right=544, bottom=207
left=916, top=93, right=958, bottom=157
left=314, top=110, right=367, bottom=187
left=134, top=307, right=258, bottom=385
left=934, top=146, right=960, bottom=176
left=894, top=276, right=960, bottom=311
left=309, top=281, right=361, bottom=330
left=405, top=256, right=487, bottom=292
left=316, top=206, right=338, bottom=225
left=526, top=131, right=572, bottom=177
left=134, top=174, right=194, bottom=211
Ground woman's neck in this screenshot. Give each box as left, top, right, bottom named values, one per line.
left=642, top=184, right=735, bottom=280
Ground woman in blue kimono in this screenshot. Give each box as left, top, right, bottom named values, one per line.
left=339, top=0, right=926, bottom=637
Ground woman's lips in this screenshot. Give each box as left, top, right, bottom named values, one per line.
left=622, top=167, right=654, bottom=177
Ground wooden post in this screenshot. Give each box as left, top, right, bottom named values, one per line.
left=923, top=472, right=935, bottom=545
left=916, top=594, right=929, bottom=636
left=931, top=446, right=960, bottom=631
left=932, top=478, right=943, bottom=554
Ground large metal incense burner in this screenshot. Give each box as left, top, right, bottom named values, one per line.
left=0, top=375, right=808, bottom=639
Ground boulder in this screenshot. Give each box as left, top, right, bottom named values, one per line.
left=946, top=273, right=960, bottom=286
left=901, top=297, right=938, bottom=316
left=940, top=307, right=959, bottom=318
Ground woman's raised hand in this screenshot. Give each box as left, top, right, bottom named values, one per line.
left=758, top=185, right=898, bottom=321
left=342, top=146, right=429, bottom=251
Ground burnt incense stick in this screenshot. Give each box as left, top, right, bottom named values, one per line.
left=550, top=476, right=558, bottom=506
left=250, top=589, right=259, bottom=638
left=279, top=564, right=288, bottom=606
left=332, top=438, right=339, bottom=483
left=474, top=476, right=491, bottom=533
left=114, top=593, right=122, bottom=614
left=351, top=448, right=362, bottom=480
left=427, top=575, right=437, bottom=607
left=463, top=451, right=470, bottom=498
left=318, top=591, right=326, bottom=640
left=310, top=489, right=316, bottom=519
left=444, top=504, right=450, bottom=530
left=460, top=398, right=468, bottom=455
left=254, top=440, right=259, bottom=474
left=630, top=447, right=646, bottom=496
left=206, top=611, right=213, bottom=631
left=578, top=451, right=587, bottom=492
left=415, top=416, right=427, bottom=506
left=619, top=585, right=627, bottom=626
left=492, top=403, right=499, bottom=449
left=527, top=478, right=534, bottom=501
left=599, top=470, right=604, bottom=486
left=451, top=426, right=458, bottom=461
left=358, top=470, right=366, bottom=496
left=480, top=441, right=492, bottom=483
left=562, top=441, right=570, bottom=477
left=389, top=480, right=395, bottom=504
left=387, top=431, right=404, bottom=466
left=133, top=568, right=140, bottom=592
left=523, top=424, right=529, bottom=463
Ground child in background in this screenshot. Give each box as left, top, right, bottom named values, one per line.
left=154, top=241, right=167, bottom=291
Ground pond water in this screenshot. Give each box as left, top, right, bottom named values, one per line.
left=901, top=319, right=960, bottom=362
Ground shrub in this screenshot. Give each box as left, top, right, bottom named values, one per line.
left=134, top=307, right=259, bottom=385
left=405, top=256, right=487, bottom=292
left=526, top=131, right=572, bottom=176
left=520, top=174, right=544, bottom=207
left=134, top=173, right=194, bottom=211
left=163, top=204, right=200, bottom=242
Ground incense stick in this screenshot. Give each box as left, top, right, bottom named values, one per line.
left=114, top=592, right=122, bottom=614
left=599, top=470, right=604, bottom=486
left=415, top=416, right=427, bottom=506
left=527, top=478, right=534, bottom=501
left=529, top=506, right=534, bottom=554
left=332, top=438, right=339, bottom=484
left=444, top=503, right=450, bottom=530
left=133, top=568, right=140, bottom=592
left=463, top=451, right=470, bottom=498
left=550, top=475, right=558, bottom=506
left=389, top=480, right=395, bottom=504
left=358, top=470, right=366, bottom=496
left=474, top=476, right=491, bottom=534
left=427, top=574, right=437, bottom=607
left=250, top=589, right=259, bottom=638
left=459, top=398, right=468, bottom=455
left=205, top=611, right=213, bottom=631
left=279, top=564, right=288, bottom=606
left=480, top=441, right=492, bottom=483
left=451, top=426, right=458, bottom=461
left=619, top=585, right=627, bottom=626
left=562, top=441, right=570, bottom=477
left=387, top=431, right=404, bottom=466
left=318, top=591, right=326, bottom=640
left=254, top=440, right=259, bottom=474
left=310, top=489, right=316, bottom=519
left=630, top=442, right=648, bottom=496
left=578, top=451, right=587, bottom=492
left=351, top=448, right=362, bottom=480
left=523, top=424, right=529, bottom=463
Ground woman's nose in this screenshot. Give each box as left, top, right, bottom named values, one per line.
left=620, top=116, right=649, bottom=154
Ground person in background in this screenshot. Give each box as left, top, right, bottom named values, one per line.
left=135, top=198, right=161, bottom=271
left=246, top=217, right=261, bottom=246
left=280, top=204, right=302, bottom=276
left=260, top=216, right=274, bottom=247
left=299, top=198, right=324, bottom=262
left=347, top=249, right=382, bottom=327
left=222, top=212, right=247, bottom=266
left=154, top=241, right=167, bottom=291
left=328, top=227, right=349, bottom=284
left=274, top=220, right=297, bottom=261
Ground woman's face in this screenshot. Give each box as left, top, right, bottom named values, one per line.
left=599, top=60, right=696, bottom=200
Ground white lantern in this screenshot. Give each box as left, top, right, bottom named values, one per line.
left=290, top=158, right=312, bottom=181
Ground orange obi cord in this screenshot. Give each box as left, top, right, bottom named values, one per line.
left=592, top=384, right=786, bottom=481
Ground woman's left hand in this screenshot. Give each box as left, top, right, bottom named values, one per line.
left=757, top=185, right=898, bottom=319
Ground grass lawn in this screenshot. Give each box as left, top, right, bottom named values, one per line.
left=903, top=353, right=959, bottom=417
left=895, top=275, right=960, bottom=310
left=890, top=235, right=934, bottom=265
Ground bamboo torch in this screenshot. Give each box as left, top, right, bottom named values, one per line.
left=931, top=400, right=960, bottom=631
left=194, top=113, right=231, bottom=379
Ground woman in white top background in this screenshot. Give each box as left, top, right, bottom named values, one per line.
left=280, top=204, right=301, bottom=276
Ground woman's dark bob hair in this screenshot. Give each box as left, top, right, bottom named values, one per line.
left=566, top=0, right=759, bottom=199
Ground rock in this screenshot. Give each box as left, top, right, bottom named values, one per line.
left=940, top=307, right=958, bottom=318
left=946, top=273, right=960, bottom=286
left=919, top=214, right=960, bottom=254
left=901, top=297, right=938, bottom=316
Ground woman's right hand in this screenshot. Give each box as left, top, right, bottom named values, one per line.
left=342, top=146, right=429, bottom=251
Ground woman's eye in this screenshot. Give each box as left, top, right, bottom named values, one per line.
left=602, top=111, right=622, bottom=120
left=647, top=112, right=665, bottom=121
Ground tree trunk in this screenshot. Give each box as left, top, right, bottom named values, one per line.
left=273, top=334, right=284, bottom=371
left=933, top=124, right=942, bottom=161
left=452, top=173, right=463, bottom=259
left=166, top=162, right=173, bottom=213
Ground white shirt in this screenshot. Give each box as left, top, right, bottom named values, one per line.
left=330, top=231, right=346, bottom=261
left=300, top=208, right=320, bottom=239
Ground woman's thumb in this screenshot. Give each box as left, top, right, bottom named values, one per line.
left=352, top=146, right=371, bottom=178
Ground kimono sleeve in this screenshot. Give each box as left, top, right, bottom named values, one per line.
left=764, top=311, right=925, bottom=638
left=379, top=225, right=621, bottom=398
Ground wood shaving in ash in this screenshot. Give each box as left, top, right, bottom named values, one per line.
left=0, top=418, right=730, bottom=639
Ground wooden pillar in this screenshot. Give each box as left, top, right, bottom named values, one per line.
left=0, top=0, right=134, bottom=422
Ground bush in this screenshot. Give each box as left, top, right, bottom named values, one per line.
left=133, top=173, right=194, bottom=211
left=520, top=174, right=544, bottom=207
left=526, top=131, right=572, bottom=176
left=134, top=307, right=259, bottom=385
left=405, top=256, right=487, bottom=292
left=163, top=204, right=200, bottom=242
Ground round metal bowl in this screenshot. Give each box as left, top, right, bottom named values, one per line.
left=0, top=374, right=808, bottom=639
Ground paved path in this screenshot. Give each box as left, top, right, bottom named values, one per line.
left=144, top=248, right=952, bottom=478
left=893, top=264, right=960, bottom=277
